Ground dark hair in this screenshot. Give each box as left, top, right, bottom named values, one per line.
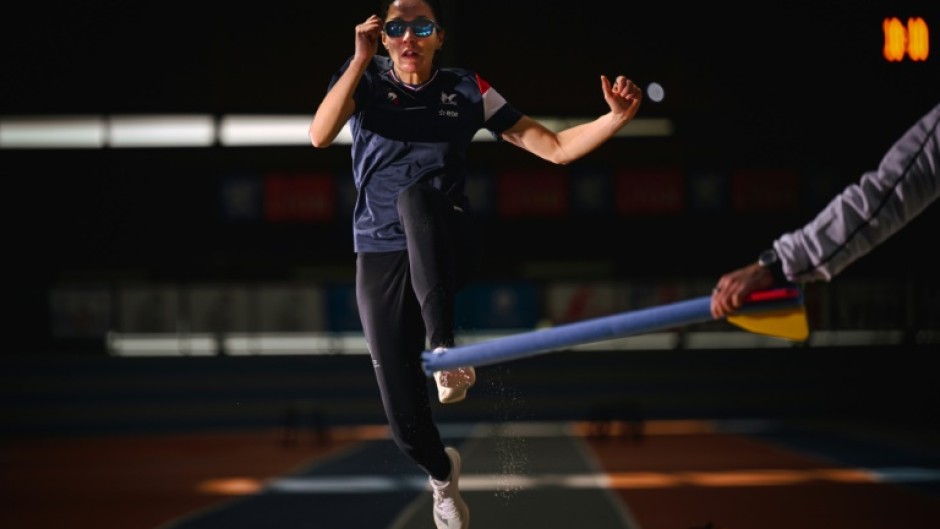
left=379, top=0, right=445, bottom=26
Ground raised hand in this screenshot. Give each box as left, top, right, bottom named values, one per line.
left=601, top=75, right=643, bottom=121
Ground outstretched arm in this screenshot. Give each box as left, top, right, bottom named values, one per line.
left=711, top=103, right=940, bottom=318
left=774, top=103, right=940, bottom=283
left=500, top=75, right=643, bottom=165
left=309, top=15, right=383, bottom=148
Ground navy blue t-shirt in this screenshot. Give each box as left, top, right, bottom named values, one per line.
left=328, top=55, right=524, bottom=253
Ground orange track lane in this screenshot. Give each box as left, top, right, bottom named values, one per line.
left=585, top=432, right=940, bottom=529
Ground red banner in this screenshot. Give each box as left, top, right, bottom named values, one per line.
left=264, top=173, right=336, bottom=222
left=614, top=167, right=684, bottom=215
left=731, top=168, right=800, bottom=212
left=497, top=168, right=568, bottom=218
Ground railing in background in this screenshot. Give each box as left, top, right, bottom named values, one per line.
left=0, top=115, right=673, bottom=149
left=48, top=278, right=940, bottom=357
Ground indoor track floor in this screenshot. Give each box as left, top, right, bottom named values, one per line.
left=4, top=419, right=939, bottom=529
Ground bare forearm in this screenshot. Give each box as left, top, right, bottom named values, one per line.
left=503, top=75, right=641, bottom=165
left=553, top=112, right=631, bottom=163
left=309, top=58, right=368, bottom=147
left=505, top=112, right=630, bottom=165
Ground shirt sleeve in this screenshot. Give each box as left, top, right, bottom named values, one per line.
left=477, top=73, right=523, bottom=136
left=775, top=103, right=940, bottom=282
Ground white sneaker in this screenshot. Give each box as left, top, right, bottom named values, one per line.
left=430, top=446, right=469, bottom=529
left=431, top=347, right=476, bottom=404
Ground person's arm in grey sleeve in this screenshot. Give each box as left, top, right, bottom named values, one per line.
left=776, top=103, right=940, bottom=283
left=712, top=103, right=940, bottom=319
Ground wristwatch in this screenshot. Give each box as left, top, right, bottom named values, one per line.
left=757, top=248, right=787, bottom=285
left=758, top=248, right=779, bottom=267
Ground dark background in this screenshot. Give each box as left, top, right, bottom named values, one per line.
left=3, top=1, right=939, bottom=352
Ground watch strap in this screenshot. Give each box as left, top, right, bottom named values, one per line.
left=759, top=248, right=788, bottom=286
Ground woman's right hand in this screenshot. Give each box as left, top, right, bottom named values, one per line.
left=354, top=15, right=383, bottom=63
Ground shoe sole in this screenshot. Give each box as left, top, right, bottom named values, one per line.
left=436, top=370, right=476, bottom=404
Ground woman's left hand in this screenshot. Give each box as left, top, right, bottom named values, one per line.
left=601, top=75, right=643, bottom=121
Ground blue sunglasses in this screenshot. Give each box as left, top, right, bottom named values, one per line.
left=383, top=18, right=441, bottom=38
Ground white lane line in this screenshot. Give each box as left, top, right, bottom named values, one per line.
left=260, top=467, right=940, bottom=494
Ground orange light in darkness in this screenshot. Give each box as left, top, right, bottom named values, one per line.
left=883, top=17, right=930, bottom=61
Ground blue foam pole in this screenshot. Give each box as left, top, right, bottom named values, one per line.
left=422, top=296, right=714, bottom=375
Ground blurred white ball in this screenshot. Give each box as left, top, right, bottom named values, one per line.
left=646, top=82, right=665, bottom=103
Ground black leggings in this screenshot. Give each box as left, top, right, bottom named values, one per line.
left=356, top=183, right=482, bottom=480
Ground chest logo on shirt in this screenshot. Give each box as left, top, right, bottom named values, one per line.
left=439, top=91, right=459, bottom=118
left=387, top=92, right=400, bottom=105
left=440, top=92, right=457, bottom=105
